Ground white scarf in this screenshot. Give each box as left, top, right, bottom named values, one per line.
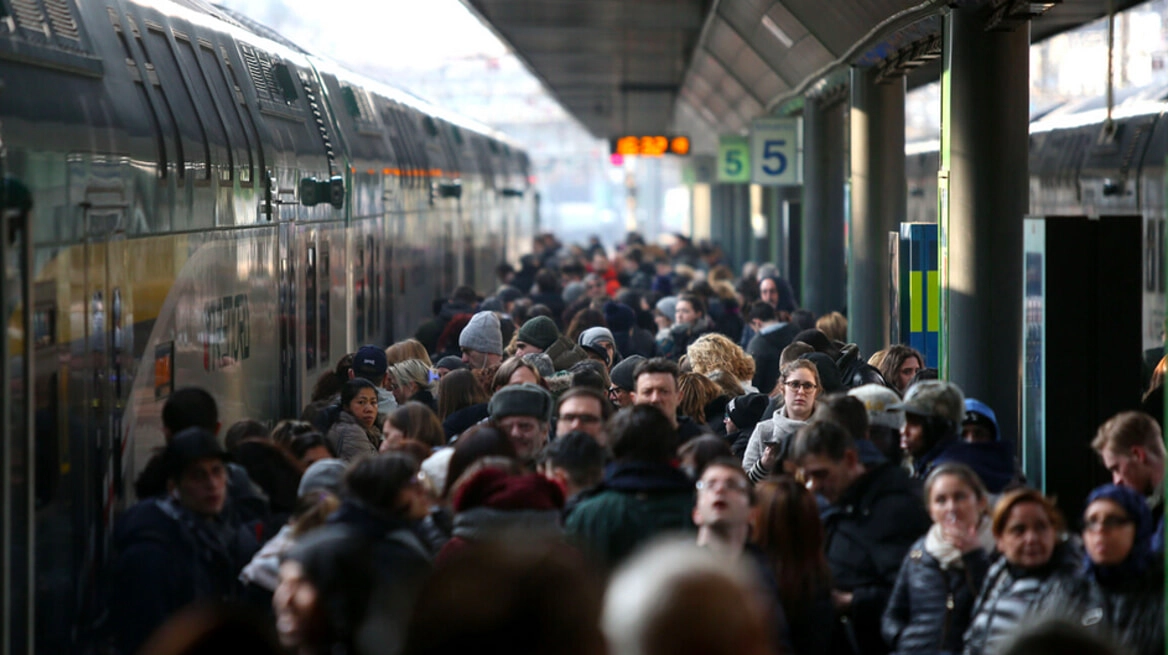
left=924, top=517, right=995, bottom=570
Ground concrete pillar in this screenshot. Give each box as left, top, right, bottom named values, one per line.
left=802, top=96, right=848, bottom=315
left=849, top=67, right=906, bottom=357
left=941, top=7, right=1028, bottom=442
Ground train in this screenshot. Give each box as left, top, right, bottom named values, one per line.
left=0, top=0, right=536, bottom=651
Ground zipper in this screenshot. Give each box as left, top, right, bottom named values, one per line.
left=939, top=592, right=955, bottom=648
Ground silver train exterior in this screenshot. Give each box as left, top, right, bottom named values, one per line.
left=0, top=0, right=536, bottom=650
left=905, top=92, right=1167, bottom=354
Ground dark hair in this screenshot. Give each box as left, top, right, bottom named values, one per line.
left=384, top=438, right=434, bottom=465
left=542, top=431, right=606, bottom=490
left=632, top=357, right=679, bottom=388
left=910, top=367, right=939, bottom=386
left=493, top=357, right=546, bottom=393
left=557, top=386, right=613, bottom=423
left=387, top=402, right=445, bottom=449
left=568, top=359, right=610, bottom=392
left=676, top=293, right=706, bottom=318
left=234, top=439, right=305, bottom=514
left=340, top=378, right=378, bottom=411
left=287, top=430, right=334, bottom=462
left=607, top=405, right=677, bottom=463
left=678, top=437, right=733, bottom=479
left=511, top=298, right=533, bottom=327
left=443, top=425, right=518, bottom=498
left=163, top=388, right=219, bottom=435
left=748, top=302, right=776, bottom=322
left=791, top=420, right=855, bottom=463
left=752, top=476, right=833, bottom=628
left=565, top=308, right=606, bottom=343
left=271, top=420, right=318, bottom=449
left=790, top=309, right=816, bottom=331
left=879, top=345, right=924, bottom=391
left=311, top=354, right=354, bottom=403
left=535, top=269, right=560, bottom=293
left=528, top=304, right=554, bottom=321
left=451, top=285, right=479, bottom=305
left=999, top=620, right=1123, bottom=655
left=343, top=452, right=420, bottom=516
left=813, top=394, right=869, bottom=442
left=224, top=419, right=268, bottom=454
left=437, top=369, right=489, bottom=421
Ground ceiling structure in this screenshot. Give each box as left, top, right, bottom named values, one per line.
left=463, top=0, right=1154, bottom=150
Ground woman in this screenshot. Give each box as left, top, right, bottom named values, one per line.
left=742, top=360, right=822, bottom=481
left=883, top=463, right=993, bottom=655
left=686, top=333, right=758, bottom=393
left=387, top=359, right=437, bottom=412
left=233, top=438, right=305, bottom=515
left=381, top=401, right=445, bottom=452
left=437, top=368, right=489, bottom=441
left=491, top=357, right=546, bottom=393
left=816, top=311, right=847, bottom=344
left=677, top=372, right=729, bottom=436
left=286, top=430, right=335, bottom=468
left=241, top=489, right=341, bottom=604
left=667, top=293, right=715, bottom=361
left=752, top=476, right=835, bottom=655
left=385, top=338, right=432, bottom=368
left=963, top=488, right=1081, bottom=655
left=880, top=345, right=925, bottom=395
left=1031, top=484, right=1164, bottom=655
left=325, top=379, right=382, bottom=462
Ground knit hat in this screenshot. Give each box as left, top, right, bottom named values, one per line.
left=562, top=281, right=587, bottom=305
left=655, top=296, right=678, bottom=321
left=496, top=286, right=523, bottom=305
left=459, top=311, right=503, bottom=356
left=793, top=329, right=834, bottom=355
left=962, top=398, right=999, bottom=441
left=298, top=458, right=347, bottom=496
left=479, top=296, right=504, bottom=312
left=604, top=301, right=637, bottom=332
left=517, top=316, right=560, bottom=350
left=434, top=356, right=467, bottom=372
left=421, top=448, right=454, bottom=497
left=848, top=384, right=906, bottom=430
left=352, top=344, right=388, bottom=380
left=891, top=380, right=964, bottom=423
left=165, top=427, right=229, bottom=479
left=799, top=352, right=843, bottom=393
left=727, top=393, right=769, bottom=431
left=488, top=383, right=555, bottom=422
left=579, top=327, right=617, bottom=364
left=522, top=353, right=555, bottom=378
left=609, top=355, right=646, bottom=392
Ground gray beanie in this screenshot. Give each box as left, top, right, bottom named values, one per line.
left=298, top=458, right=347, bottom=496
left=563, top=281, right=587, bottom=305
left=488, top=383, right=555, bottom=422
left=655, top=296, right=678, bottom=321
left=459, top=311, right=503, bottom=356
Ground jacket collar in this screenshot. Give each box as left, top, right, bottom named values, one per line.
left=601, top=461, right=694, bottom=494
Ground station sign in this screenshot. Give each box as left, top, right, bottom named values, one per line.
left=610, top=135, right=691, bottom=157
left=750, top=117, right=802, bottom=186
left=717, top=135, right=750, bottom=184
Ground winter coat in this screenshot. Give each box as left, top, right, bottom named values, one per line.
left=326, top=411, right=381, bottom=463
left=881, top=537, right=990, bottom=655
left=822, top=462, right=931, bottom=655
left=962, top=540, right=1082, bottom=655
left=239, top=523, right=297, bottom=593
left=544, top=335, right=589, bottom=372
left=408, top=388, right=438, bottom=414
left=667, top=315, right=716, bottom=361
left=614, top=327, right=658, bottom=359
left=748, top=323, right=800, bottom=395
left=112, top=497, right=259, bottom=655
left=565, top=461, right=695, bottom=568
left=442, top=402, right=490, bottom=441
left=415, top=300, right=475, bottom=355
left=742, top=409, right=807, bottom=481
left=438, top=468, right=564, bottom=563
left=835, top=344, right=888, bottom=390
left=134, top=457, right=271, bottom=528
left=1030, top=559, right=1165, bottom=655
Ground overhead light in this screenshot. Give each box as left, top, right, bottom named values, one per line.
left=761, top=15, right=794, bottom=48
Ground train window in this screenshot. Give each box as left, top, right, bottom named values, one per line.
left=305, top=244, right=317, bottom=370
left=175, top=34, right=232, bottom=184
left=111, top=16, right=168, bottom=179
left=200, top=41, right=255, bottom=186
left=451, top=125, right=463, bottom=146
left=272, top=63, right=299, bottom=103
left=218, top=45, right=265, bottom=190
left=341, top=86, right=362, bottom=119
left=319, top=242, right=330, bottom=365
left=142, top=24, right=211, bottom=182
left=423, top=115, right=439, bottom=138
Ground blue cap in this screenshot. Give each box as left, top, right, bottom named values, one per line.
left=963, top=398, right=999, bottom=441
left=352, top=345, right=388, bottom=381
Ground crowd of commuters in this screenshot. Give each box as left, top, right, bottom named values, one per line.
left=110, top=232, right=1165, bottom=655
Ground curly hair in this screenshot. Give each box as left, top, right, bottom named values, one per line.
left=677, top=372, right=724, bottom=424
left=686, top=333, right=756, bottom=382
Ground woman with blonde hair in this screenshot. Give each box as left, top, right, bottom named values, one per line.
left=385, top=338, right=433, bottom=368
left=686, top=333, right=757, bottom=393
left=677, top=372, right=727, bottom=432
left=387, top=359, right=437, bottom=412
left=816, top=311, right=847, bottom=343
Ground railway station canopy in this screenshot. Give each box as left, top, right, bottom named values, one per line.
left=462, top=0, right=1151, bottom=149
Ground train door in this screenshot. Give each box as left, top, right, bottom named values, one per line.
left=278, top=223, right=298, bottom=419
left=2, top=178, right=34, bottom=655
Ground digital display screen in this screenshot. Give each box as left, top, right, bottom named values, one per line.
left=610, top=135, right=691, bottom=157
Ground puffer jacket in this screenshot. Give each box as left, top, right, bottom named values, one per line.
left=667, top=315, right=715, bottom=361
left=881, top=537, right=990, bottom=655
left=543, top=335, right=589, bottom=372
left=962, top=539, right=1082, bottom=655
left=835, top=343, right=888, bottom=390
left=326, top=411, right=380, bottom=463
left=1030, top=559, right=1165, bottom=655
left=822, top=462, right=931, bottom=655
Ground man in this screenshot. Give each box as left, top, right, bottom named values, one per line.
left=693, top=459, right=754, bottom=561
left=415, top=285, right=478, bottom=355
left=578, top=326, right=619, bottom=368
left=1092, top=410, right=1166, bottom=552
left=512, top=315, right=587, bottom=371
left=847, top=384, right=905, bottom=463
left=565, top=405, right=696, bottom=568
left=113, top=428, right=260, bottom=655
left=792, top=420, right=930, bottom=655
left=633, top=357, right=708, bottom=443
left=350, top=344, right=397, bottom=414
left=488, top=382, right=555, bottom=463
left=541, top=430, right=607, bottom=514
left=759, top=276, right=782, bottom=309
left=459, top=310, right=505, bottom=369
left=556, top=386, right=612, bottom=443
left=608, top=355, right=644, bottom=409
left=746, top=302, right=799, bottom=394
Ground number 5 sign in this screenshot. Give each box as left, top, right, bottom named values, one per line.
left=717, top=136, right=750, bottom=184
left=751, top=117, right=802, bottom=186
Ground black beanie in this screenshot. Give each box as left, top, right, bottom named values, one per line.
left=727, top=393, right=769, bottom=431
left=799, top=352, right=843, bottom=393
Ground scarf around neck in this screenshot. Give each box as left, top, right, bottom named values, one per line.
left=924, top=516, right=995, bottom=569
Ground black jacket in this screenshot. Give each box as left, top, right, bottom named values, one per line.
left=822, top=462, right=931, bottom=655
left=747, top=323, right=800, bottom=394
left=415, top=300, right=474, bottom=355
left=835, top=344, right=888, bottom=390
left=668, top=316, right=715, bottom=361
left=882, top=537, right=990, bottom=655
left=962, top=540, right=1082, bottom=655
left=443, top=402, right=490, bottom=441
left=1032, top=560, right=1165, bottom=655
left=111, top=497, right=260, bottom=655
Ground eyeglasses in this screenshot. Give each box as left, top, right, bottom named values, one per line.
left=1083, top=515, right=1134, bottom=532
left=608, top=386, right=624, bottom=398
left=784, top=380, right=817, bottom=392
left=696, top=478, right=750, bottom=493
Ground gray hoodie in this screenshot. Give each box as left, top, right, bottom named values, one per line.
left=741, top=408, right=807, bottom=473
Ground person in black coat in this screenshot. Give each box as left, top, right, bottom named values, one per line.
left=1031, top=484, right=1165, bottom=655
left=882, top=463, right=993, bottom=655
left=792, top=421, right=931, bottom=655
left=746, top=302, right=800, bottom=395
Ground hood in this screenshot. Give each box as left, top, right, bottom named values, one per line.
left=452, top=468, right=565, bottom=513
left=440, top=300, right=475, bottom=321
left=544, top=335, right=588, bottom=372
left=602, top=461, right=695, bottom=494
left=837, top=461, right=921, bottom=512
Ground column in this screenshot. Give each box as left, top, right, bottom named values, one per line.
left=801, top=95, right=848, bottom=315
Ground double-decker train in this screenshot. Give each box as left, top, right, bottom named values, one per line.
left=0, top=0, right=535, bottom=651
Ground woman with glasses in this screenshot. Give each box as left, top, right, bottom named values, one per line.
left=963, top=488, right=1081, bottom=655
left=742, top=360, right=822, bottom=482
left=1031, top=484, right=1164, bottom=655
